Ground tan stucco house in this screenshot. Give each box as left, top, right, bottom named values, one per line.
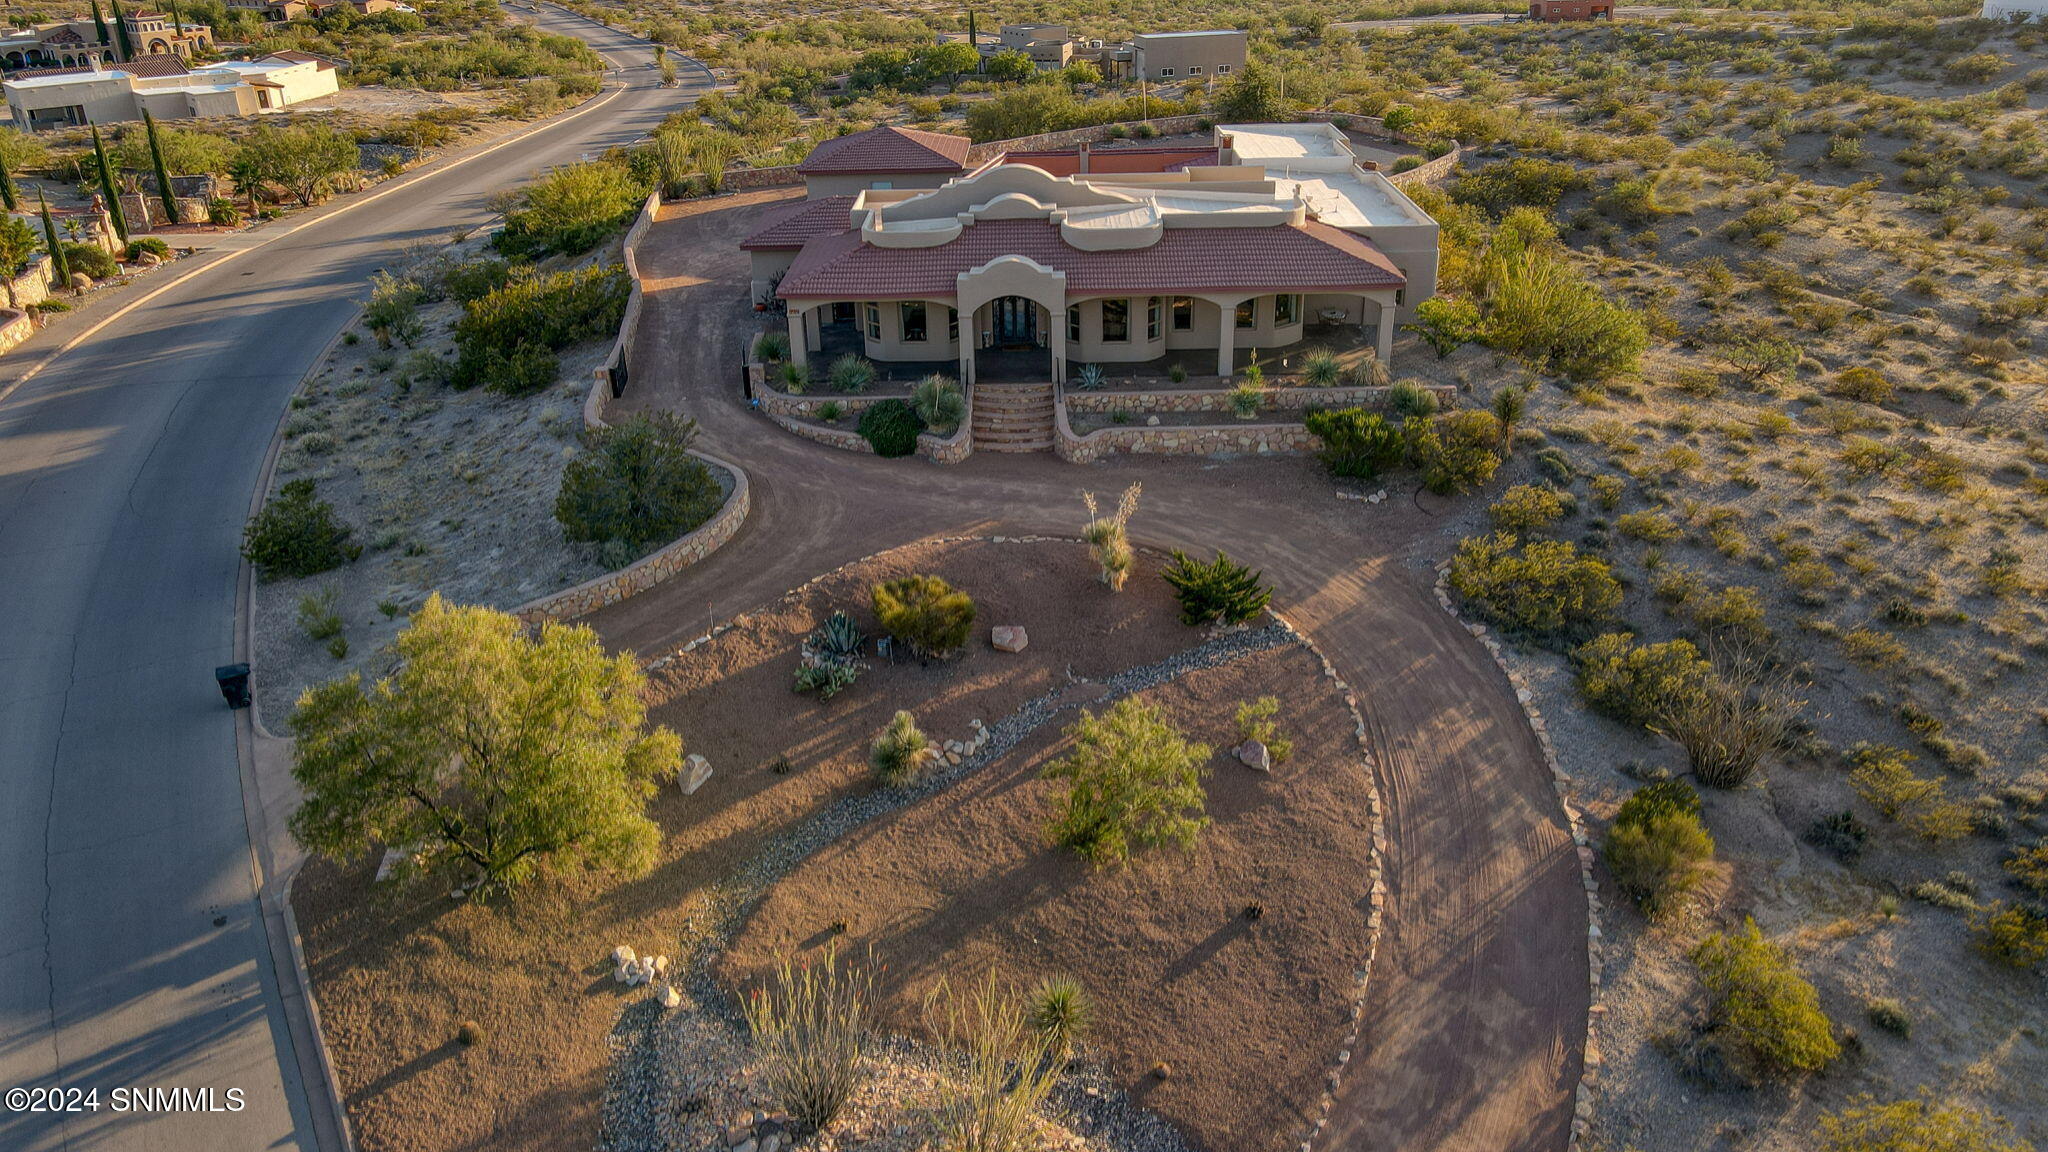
left=744, top=122, right=1439, bottom=385
left=0, top=11, right=214, bottom=71
left=5, top=51, right=338, bottom=130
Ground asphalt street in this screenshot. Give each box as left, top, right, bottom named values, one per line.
left=0, top=12, right=696, bottom=1150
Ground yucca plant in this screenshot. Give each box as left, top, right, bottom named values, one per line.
left=1231, top=384, right=1261, bottom=419
left=927, top=973, right=1063, bottom=1152
left=827, top=353, right=874, bottom=393
left=753, top=331, right=789, bottom=362
left=912, top=374, right=967, bottom=434
left=779, top=360, right=808, bottom=394
left=1074, top=363, right=1106, bottom=390
left=742, top=945, right=875, bottom=1133
left=1348, top=352, right=1391, bottom=387
left=1026, top=975, right=1092, bottom=1061
left=870, top=709, right=939, bottom=787
left=1301, top=348, right=1341, bottom=387
left=1080, top=482, right=1141, bottom=591
left=1240, top=359, right=1265, bottom=387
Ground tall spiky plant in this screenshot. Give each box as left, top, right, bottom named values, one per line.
left=925, top=972, right=1062, bottom=1152
left=144, top=111, right=180, bottom=225
left=0, top=148, right=17, bottom=213
left=742, top=945, right=874, bottom=1133
left=1080, top=481, right=1141, bottom=591
left=89, top=126, right=127, bottom=240
left=38, top=191, right=71, bottom=292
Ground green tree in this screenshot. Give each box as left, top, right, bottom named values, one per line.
left=1692, top=918, right=1838, bottom=1079
left=240, top=123, right=358, bottom=207
left=288, top=595, right=682, bottom=892
left=554, top=412, right=722, bottom=555
left=116, top=122, right=236, bottom=178
left=0, top=217, right=39, bottom=309
left=0, top=148, right=16, bottom=214
left=1820, top=1096, right=2032, bottom=1152
left=91, top=0, right=113, bottom=54
left=1405, top=296, right=1479, bottom=359
left=142, top=112, right=181, bottom=225
left=110, top=0, right=137, bottom=60
left=964, top=85, right=1080, bottom=141
left=37, top=192, right=70, bottom=291
left=920, top=41, right=980, bottom=88
left=1210, top=62, right=1291, bottom=123
left=1702, top=320, right=1800, bottom=388
left=984, top=50, right=1035, bottom=82
left=497, top=160, right=646, bottom=256
left=90, top=126, right=128, bottom=241
left=1044, top=697, right=1210, bottom=866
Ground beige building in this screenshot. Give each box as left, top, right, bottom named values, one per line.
left=5, top=52, right=339, bottom=131
left=0, top=11, right=215, bottom=71
left=744, top=121, right=1439, bottom=383
left=1129, top=30, right=1245, bottom=82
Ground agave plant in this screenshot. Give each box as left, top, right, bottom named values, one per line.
left=813, top=610, right=864, bottom=660
left=911, top=374, right=966, bottom=434
left=1074, top=363, right=1106, bottom=391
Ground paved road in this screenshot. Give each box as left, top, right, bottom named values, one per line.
left=0, top=13, right=697, bottom=1152
left=1333, top=6, right=1712, bottom=32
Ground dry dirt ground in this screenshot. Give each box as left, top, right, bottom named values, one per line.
left=250, top=236, right=611, bottom=720
left=294, top=538, right=1218, bottom=1152
left=295, top=185, right=1589, bottom=1152
left=724, top=640, right=1374, bottom=1152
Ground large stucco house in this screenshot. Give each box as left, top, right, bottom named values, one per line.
left=4, top=50, right=337, bottom=130
left=744, top=122, right=1439, bottom=386
left=0, top=10, right=214, bottom=71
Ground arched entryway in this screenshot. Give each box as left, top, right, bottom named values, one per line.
left=976, top=295, right=1051, bottom=381
left=988, top=295, right=1038, bottom=347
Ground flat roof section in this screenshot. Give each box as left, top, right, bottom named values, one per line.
left=1219, top=122, right=1355, bottom=164
left=1284, top=170, right=1438, bottom=230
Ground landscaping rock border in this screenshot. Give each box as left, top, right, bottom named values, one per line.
left=603, top=537, right=1386, bottom=1152
left=1431, top=562, right=1604, bottom=1151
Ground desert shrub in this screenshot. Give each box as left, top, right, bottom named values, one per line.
left=2006, top=845, right=2048, bottom=898
left=1605, top=781, right=1715, bottom=920
left=1405, top=296, right=1481, bottom=359
left=1691, top=917, right=1838, bottom=1079
left=1388, top=379, right=1439, bottom=419
left=1025, top=975, right=1091, bottom=1060
left=1479, top=245, right=1647, bottom=381
left=1821, top=1095, right=2029, bottom=1152
left=792, top=660, right=859, bottom=699
left=926, top=973, right=1063, bottom=1152
left=1806, top=811, right=1870, bottom=863
left=1081, top=482, right=1141, bottom=591
left=441, top=257, right=516, bottom=303
left=752, top=331, right=789, bottom=362
left=1304, top=407, right=1403, bottom=479
left=364, top=272, right=425, bottom=349
left=1233, top=696, right=1293, bottom=764
left=1447, top=533, right=1621, bottom=639
left=911, top=374, right=966, bottom=434
left=1043, top=697, right=1210, bottom=866
left=1974, top=903, right=2048, bottom=970
left=1863, top=1000, right=1910, bottom=1039
left=1489, top=484, right=1566, bottom=533
left=1301, top=348, right=1341, bottom=386
left=1831, top=366, right=1894, bottom=404
left=870, top=710, right=938, bottom=787
left=1451, top=157, right=1587, bottom=214
left=453, top=264, right=629, bottom=392
left=742, top=945, right=874, bottom=1132
left=1573, top=632, right=1713, bottom=731
left=495, top=159, right=646, bottom=257
left=63, top=242, right=117, bottom=280
left=124, top=237, right=171, bottom=261
left=828, top=353, right=875, bottom=393
left=297, top=587, right=344, bottom=641
left=207, top=198, right=241, bottom=226
left=857, top=399, right=924, bottom=457
left=1616, top=511, right=1683, bottom=544
left=1701, top=321, right=1799, bottom=388
left=1849, top=743, right=1970, bottom=842
left=555, top=413, right=720, bottom=556
left=1160, top=549, right=1271, bottom=626
left=1659, top=651, right=1798, bottom=791
left=243, top=478, right=360, bottom=580
left=872, top=574, right=975, bottom=657
left=1415, top=410, right=1503, bottom=495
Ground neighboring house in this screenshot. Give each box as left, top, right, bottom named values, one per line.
left=744, top=121, right=1438, bottom=383
left=4, top=52, right=338, bottom=130
left=1981, top=0, right=2047, bottom=19
left=990, top=23, right=1072, bottom=69
left=1528, top=1, right=1616, bottom=20
left=0, top=12, right=214, bottom=71
left=226, top=0, right=312, bottom=22
left=1129, top=30, right=1245, bottom=82
left=795, top=125, right=973, bottom=197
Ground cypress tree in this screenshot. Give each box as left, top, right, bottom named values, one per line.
left=91, top=0, right=113, bottom=55
left=111, top=0, right=136, bottom=63
left=0, top=149, right=18, bottom=214
left=169, top=0, right=185, bottom=35
left=90, top=126, right=128, bottom=241
left=144, top=111, right=179, bottom=224
left=39, top=191, right=71, bottom=292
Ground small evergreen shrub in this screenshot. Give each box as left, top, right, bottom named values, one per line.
left=857, top=399, right=924, bottom=458
left=870, top=710, right=938, bottom=787
left=1489, top=484, right=1566, bottom=533
left=1304, top=407, right=1403, bottom=480
left=453, top=264, right=628, bottom=392
left=1863, top=999, right=1910, bottom=1038
left=1413, top=410, right=1502, bottom=495
left=1805, top=811, right=1870, bottom=862
left=124, top=237, right=171, bottom=261
left=1691, top=917, right=1839, bottom=1080
left=243, top=479, right=360, bottom=580
left=1160, top=549, right=1271, bottom=626
left=64, top=242, right=118, bottom=280
left=1604, top=781, right=1714, bottom=920
left=1043, top=697, right=1210, bottom=866
left=555, top=413, right=721, bottom=555
left=872, top=574, right=975, bottom=656
left=1447, top=533, right=1621, bottom=639
left=1572, top=632, right=1713, bottom=731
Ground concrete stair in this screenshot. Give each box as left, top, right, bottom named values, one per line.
left=970, top=382, right=1055, bottom=452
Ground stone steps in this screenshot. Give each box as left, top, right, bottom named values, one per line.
left=970, top=383, right=1056, bottom=452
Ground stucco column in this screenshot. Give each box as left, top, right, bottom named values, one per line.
left=787, top=306, right=807, bottom=371
left=959, top=311, right=975, bottom=386
left=1050, top=303, right=1066, bottom=383
left=1215, top=301, right=1237, bottom=378
left=1374, top=293, right=1395, bottom=366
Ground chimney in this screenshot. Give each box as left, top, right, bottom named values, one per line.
left=1077, top=140, right=1089, bottom=173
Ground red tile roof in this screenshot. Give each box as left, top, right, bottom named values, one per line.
left=797, top=126, right=972, bottom=176
left=778, top=218, right=1404, bottom=300
left=119, top=54, right=191, bottom=77
left=739, top=195, right=855, bottom=251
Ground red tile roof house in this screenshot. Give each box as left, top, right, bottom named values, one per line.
left=742, top=122, right=1440, bottom=385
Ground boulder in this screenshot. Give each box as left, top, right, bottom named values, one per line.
left=656, top=983, right=681, bottom=1009
left=1235, top=740, right=1271, bottom=772
left=611, top=944, right=637, bottom=966
left=135, top=251, right=162, bottom=267
left=990, top=625, right=1028, bottom=653
left=68, top=273, right=92, bottom=290
left=681, top=754, right=713, bottom=794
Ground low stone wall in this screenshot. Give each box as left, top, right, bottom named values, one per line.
left=721, top=164, right=805, bottom=190
left=768, top=410, right=874, bottom=454
left=762, top=397, right=974, bottom=465
left=1062, top=383, right=1455, bottom=416
left=4, top=255, right=53, bottom=312
left=756, top=382, right=908, bottom=420
left=1055, top=400, right=1319, bottom=463
left=963, top=114, right=1213, bottom=163
left=1388, top=142, right=1463, bottom=187
left=512, top=451, right=752, bottom=625
left=591, top=189, right=661, bottom=424
left=919, top=412, right=973, bottom=463
left=0, top=308, right=34, bottom=355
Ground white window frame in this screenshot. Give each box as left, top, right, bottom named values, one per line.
left=1157, top=66, right=1174, bottom=77
left=1216, top=63, right=1232, bottom=74
left=1188, top=65, right=1203, bottom=75
left=864, top=303, right=881, bottom=341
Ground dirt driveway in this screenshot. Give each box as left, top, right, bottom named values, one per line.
left=590, top=189, right=1589, bottom=1152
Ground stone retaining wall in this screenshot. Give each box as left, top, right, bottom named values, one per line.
left=591, top=189, right=661, bottom=425
left=0, top=308, right=33, bottom=355
left=1387, top=142, right=1462, bottom=187
left=720, top=164, right=804, bottom=190
left=512, top=452, right=751, bottom=625
left=1062, top=383, right=1455, bottom=416
left=4, top=255, right=53, bottom=312
left=763, top=400, right=974, bottom=464
left=1055, top=400, right=1320, bottom=463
